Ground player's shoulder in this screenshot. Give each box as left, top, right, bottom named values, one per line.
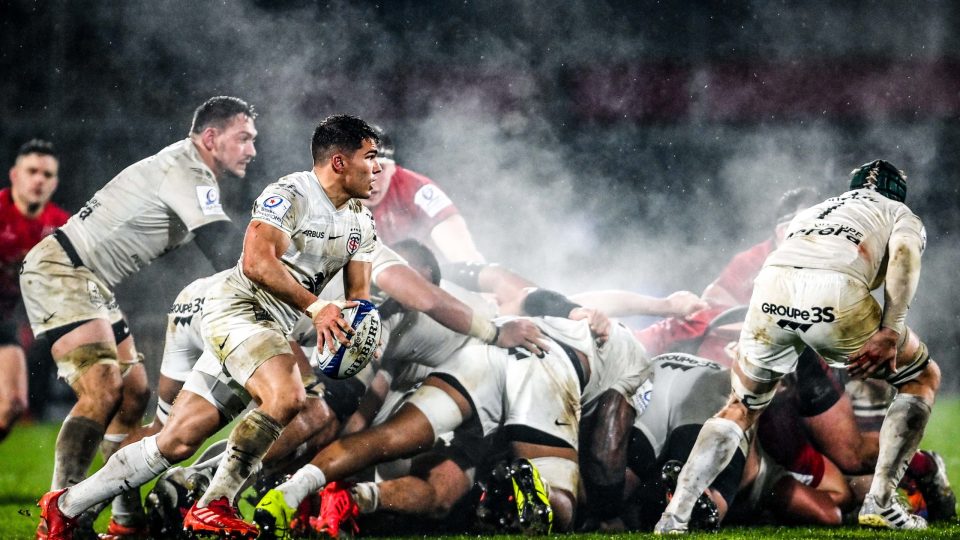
left=148, top=139, right=217, bottom=186
left=393, top=165, right=435, bottom=187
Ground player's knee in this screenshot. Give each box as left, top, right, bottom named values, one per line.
left=268, top=386, right=306, bottom=425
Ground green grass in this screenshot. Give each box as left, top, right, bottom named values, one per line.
left=1, top=400, right=958, bottom=539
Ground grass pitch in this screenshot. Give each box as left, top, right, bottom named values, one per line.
left=1, top=400, right=958, bottom=539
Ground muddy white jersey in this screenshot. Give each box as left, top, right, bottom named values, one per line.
left=60, top=139, right=229, bottom=287
left=764, top=189, right=925, bottom=288
left=528, top=317, right=651, bottom=416
left=380, top=280, right=497, bottom=376
left=226, top=170, right=379, bottom=332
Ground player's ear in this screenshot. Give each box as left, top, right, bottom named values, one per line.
left=201, top=127, right=218, bottom=151
left=331, top=153, right=346, bottom=173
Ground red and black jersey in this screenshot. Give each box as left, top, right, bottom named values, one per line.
left=370, top=166, right=460, bottom=247
left=711, top=238, right=776, bottom=305
left=0, top=188, right=69, bottom=315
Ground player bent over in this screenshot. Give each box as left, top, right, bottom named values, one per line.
left=656, top=160, right=938, bottom=533
left=36, top=115, right=384, bottom=539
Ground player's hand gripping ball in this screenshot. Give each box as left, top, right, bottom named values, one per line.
left=316, top=299, right=382, bottom=379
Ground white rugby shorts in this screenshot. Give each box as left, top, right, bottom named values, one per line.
left=738, top=266, right=882, bottom=380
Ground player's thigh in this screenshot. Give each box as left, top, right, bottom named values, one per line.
left=0, top=345, right=28, bottom=400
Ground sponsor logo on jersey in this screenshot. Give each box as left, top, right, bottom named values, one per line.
left=414, top=184, right=453, bottom=218
left=777, top=319, right=812, bottom=332
left=786, top=223, right=863, bottom=245
left=631, top=379, right=654, bottom=416
left=196, top=187, right=224, bottom=216
left=347, top=232, right=361, bottom=255
left=254, top=194, right=293, bottom=227
left=78, top=198, right=101, bottom=220
left=173, top=315, right=193, bottom=327
left=761, top=303, right=835, bottom=323
left=302, top=230, right=325, bottom=238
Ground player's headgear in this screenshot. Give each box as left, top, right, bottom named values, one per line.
left=849, top=159, right=907, bottom=202
left=372, top=125, right=396, bottom=161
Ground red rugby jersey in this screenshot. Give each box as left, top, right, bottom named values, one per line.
left=0, top=188, right=69, bottom=314
left=369, top=166, right=460, bottom=247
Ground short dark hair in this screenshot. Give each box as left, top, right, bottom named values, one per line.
left=311, top=114, right=380, bottom=164
left=774, top=187, right=820, bottom=227
left=17, top=138, right=57, bottom=160
left=189, top=96, right=256, bottom=135
left=392, top=239, right=442, bottom=286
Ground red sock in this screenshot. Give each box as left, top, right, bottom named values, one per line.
left=906, top=451, right=935, bottom=479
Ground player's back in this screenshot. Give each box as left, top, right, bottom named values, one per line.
left=61, top=139, right=227, bottom=287
left=764, top=188, right=924, bottom=287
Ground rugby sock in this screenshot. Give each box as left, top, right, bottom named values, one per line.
left=52, top=416, right=105, bottom=489
left=198, top=409, right=282, bottom=507
left=59, top=435, right=170, bottom=518
left=110, top=488, right=146, bottom=526
left=663, top=417, right=745, bottom=522
left=277, top=464, right=327, bottom=509
left=869, top=393, right=931, bottom=506
left=100, top=432, right=127, bottom=460
left=352, top=481, right=380, bottom=514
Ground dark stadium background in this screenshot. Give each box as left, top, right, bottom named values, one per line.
left=3, top=0, right=959, bottom=417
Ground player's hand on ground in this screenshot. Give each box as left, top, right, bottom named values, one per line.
left=846, top=327, right=899, bottom=379
left=569, top=306, right=611, bottom=345
left=496, top=319, right=549, bottom=358
left=667, top=290, right=709, bottom=317
left=314, top=300, right=358, bottom=353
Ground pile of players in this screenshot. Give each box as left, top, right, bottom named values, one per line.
left=1, top=95, right=953, bottom=539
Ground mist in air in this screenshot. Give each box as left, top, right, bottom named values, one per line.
left=3, top=0, right=957, bottom=392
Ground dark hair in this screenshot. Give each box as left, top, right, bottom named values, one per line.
left=392, top=239, right=442, bottom=286
left=17, top=138, right=57, bottom=160
left=311, top=114, right=380, bottom=164
left=189, top=96, right=256, bottom=135
left=774, top=187, right=820, bottom=227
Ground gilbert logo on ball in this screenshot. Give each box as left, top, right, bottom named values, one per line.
left=316, top=299, right=381, bottom=379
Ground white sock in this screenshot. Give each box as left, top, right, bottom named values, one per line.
left=278, top=464, right=326, bottom=509
left=351, top=482, right=380, bottom=514
left=59, top=435, right=170, bottom=518
left=869, top=393, right=931, bottom=506
left=663, top=418, right=744, bottom=521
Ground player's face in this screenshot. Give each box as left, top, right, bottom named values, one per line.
left=342, top=138, right=382, bottom=199
left=212, top=114, right=257, bottom=178
left=9, top=153, right=59, bottom=210
left=364, top=159, right=396, bottom=208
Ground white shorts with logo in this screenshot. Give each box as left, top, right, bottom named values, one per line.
left=429, top=340, right=582, bottom=449
left=200, top=279, right=292, bottom=387
left=160, top=304, right=205, bottom=383
left=738, top=266, right=881, bottom=380
left=20, top=235, right=124, bottom=337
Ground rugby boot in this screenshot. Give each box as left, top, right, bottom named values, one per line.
left=253, top=489, right=297, bottom=539
left=509, top=458, right=553, bottom=534
left=659, top=460, right=719, bottom=532
left=37, top=489, right=78, bottom=540
left=653, top=512, right=689, bottom=535
left=97, top=518, right=148, bottom=540
left=858, top=493, right=928, bottom=530
left=475, top=461, right=519, bottom=533
left=914, top=451, right=957, bottom=522
left=310, top=482, right=359, bottom=539
left=182, top=497, right=259, bottom=539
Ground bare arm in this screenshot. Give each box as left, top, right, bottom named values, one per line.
left=847, top=229, right=923, bottom=379
left=429, top=214, right=485, bottom=263
left=569, top=289, right=707, bottom=318
left=241, top=221, right=316, bottom=311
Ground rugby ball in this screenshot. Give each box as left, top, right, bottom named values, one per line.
left=315, top=299, right=382, bottom=379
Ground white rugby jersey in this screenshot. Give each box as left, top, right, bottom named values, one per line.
left=380, top=280, right=496, bottom=375
left=61, top=139, right=230, bottom=287
left=226, top=170, right=379, bottom=332
left=529, top=317, right=651, bottom=417
left=765, top=189, right=925, bottom=288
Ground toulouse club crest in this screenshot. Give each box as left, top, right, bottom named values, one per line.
left=346, top=232, right=361, bottom=255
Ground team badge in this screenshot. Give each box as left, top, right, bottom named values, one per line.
left=346, top=232, right=361, bottom=255
left=196, top=187, right=224, bottom=215
left=263, top=196, right=287, bottom=208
